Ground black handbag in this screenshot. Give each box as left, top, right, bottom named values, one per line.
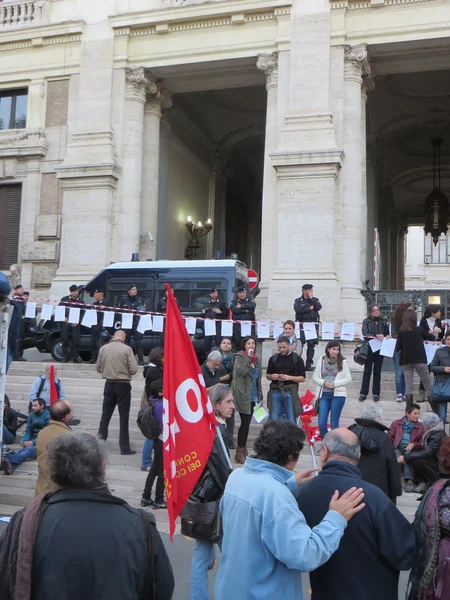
left=180, top=499, right=222, bottom=544
left=354, top=342, right=369, bottom=366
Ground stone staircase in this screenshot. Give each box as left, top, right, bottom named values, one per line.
left=1, top=361, right=431, bottom=530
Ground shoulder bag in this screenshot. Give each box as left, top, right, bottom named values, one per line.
left=432, top=376, right=450, bottom=402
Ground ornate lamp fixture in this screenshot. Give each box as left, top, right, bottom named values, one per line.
left=184, top=216, right=213, bottom=259
left=423, top=138, right=448, bottom=246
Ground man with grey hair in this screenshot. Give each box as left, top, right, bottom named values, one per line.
left=201, top=350, right=226, bottom=389
left=348, top=404, right=402, bottom=503
left=29, top=364, right=66, bottom=407
left=0, top=432, right=174, bottom=600
left=296, top=428, right=415, bottom=600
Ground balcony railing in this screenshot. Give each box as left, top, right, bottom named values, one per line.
left=0, top=1, right=37, bottom=29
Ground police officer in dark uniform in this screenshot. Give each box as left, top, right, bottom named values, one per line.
left=230, top=285, right=257, bottom=348
left=12, top=284, right=26, bottom=361
left=294, top=283, right=322, bottom=371
left=60, top=284, right=83, bottom=363
left=202, top=287, right=229, bottom=353
left=119, top=284, right=146, bottom=366
left=88, top=289, right=107, bottom=364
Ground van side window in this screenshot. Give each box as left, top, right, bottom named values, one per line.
left=156, top=279, right=192, bottom=312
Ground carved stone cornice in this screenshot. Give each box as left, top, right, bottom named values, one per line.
left=344, top=44, right=373, bottom=87
left=257, top=52, right=278, bottom=91
left=0, top=128, right=48, bottom=158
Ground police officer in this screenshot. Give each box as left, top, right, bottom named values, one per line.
left=293, top=283, right=322, bottom=371
left=119, top=284, right=146, bottom=366
left=12, top=284, right=26, bottom=361
left=230, top=285, right=256, bottom=348
left=202, top=287, right=229, bottom=352
left=88, top=289, right=106, bottom=364
left=60, top=284, right=83, bottom=363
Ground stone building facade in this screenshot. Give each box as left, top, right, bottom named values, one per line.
left=0, top=0, right=449, bottom=321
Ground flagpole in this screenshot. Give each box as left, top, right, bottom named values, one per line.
left=216, top=425, right=233, bottom=470
left=309, top=445, right=318, bottom=473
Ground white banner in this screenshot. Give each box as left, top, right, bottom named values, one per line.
left=25, top=302, right=37, bottom=319
left=137, top=314, right=152, bottom=334
left=121, top=313, right=133, bottom=330
left=103, top=311, right=115, bottom=328
left=303, top=323, right=318, bottom=341
left=40, top=304, right=53, bottom=321
left=185, top=317, right=197, bottom=335
left=340, top=323, right=355, bottom=342
left=68, top=307, right=80, bottom=324
left=321, top=323, right=335, bottom=341
left=54, top=306, right=66, bottom=322
left=221, top=320, right=233, bottom=337
left=240, top=321, right=252, bottom=337
left=81, top=310, right=98, bottom=328
left=257, top=321, right=270, bottom=339
left=380, top=338, right=396, bottom=358
left=272, top=321, right=284, bottom=339
left=204, top=319, right=216, bottom=337
left=152, top=315, right=165, bottom=333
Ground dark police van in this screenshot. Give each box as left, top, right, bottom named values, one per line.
left=36, top=259, right=250, bottom=361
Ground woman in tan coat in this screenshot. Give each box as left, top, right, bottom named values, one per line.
left=231, top=336, right=263, bottom=464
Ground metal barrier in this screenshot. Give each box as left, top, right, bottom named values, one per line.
left=361, top=290, right=450, bottom=320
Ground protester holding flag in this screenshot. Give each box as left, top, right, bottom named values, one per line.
left=180, top=383, right=234, bottom=600
left=312, top=341, right=352, bottom=439
left=231, top=336, right=263, bottom=464
left=29, top=364, right=66, bottom=408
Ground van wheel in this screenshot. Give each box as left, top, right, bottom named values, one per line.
left=50, top=339, right=64, bottom=362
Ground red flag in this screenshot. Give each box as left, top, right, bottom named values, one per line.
left=300, top=389, right=315, bottom=414
left=163, top=284, right=217, bottom=540
left=300, top=413, right=321, bottom=446
left=49, top=364, right=59, bottom=406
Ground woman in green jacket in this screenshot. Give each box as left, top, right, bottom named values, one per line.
left=231, top=336, right=263, bottom=464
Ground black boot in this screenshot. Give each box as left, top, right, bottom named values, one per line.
left=306, top=347, right=315, bottom=371
left=405, top=394, right=414, bottom=411
left=137, top=346, right=144, bottom=367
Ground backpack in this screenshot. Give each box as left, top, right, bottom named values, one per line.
left=353, top=342, right=369, bottom=366
left=137, top=400, right=161, bottom=440
left=37, top=375, right=61, bottom=399
left=273, top=351, right=302, bottom=373
left=435, top=538, right=450, bottom=598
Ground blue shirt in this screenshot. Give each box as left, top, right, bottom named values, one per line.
left=29, top=376, right=65, bottom=406
left=215, top=457, right=347, bottom=600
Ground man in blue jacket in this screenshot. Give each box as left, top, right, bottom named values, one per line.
left=295, top=428, right=416, bottom=600
left=1, top=399, right=50, bottom=475
left=215, top=420, right=365, bottom=600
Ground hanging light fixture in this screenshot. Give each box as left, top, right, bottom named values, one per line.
left=423, top=138, right=448, bottom=246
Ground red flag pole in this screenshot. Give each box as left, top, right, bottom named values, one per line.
left=49, top=364, right=58, bottom=406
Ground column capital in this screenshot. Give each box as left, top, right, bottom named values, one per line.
left=344, top=44, right=373, bottom=85
left=257, top=52, right=278, bottom=90
left=145, top=87, right=173, bottom=117
left=125, top=67, right=158, bottom=103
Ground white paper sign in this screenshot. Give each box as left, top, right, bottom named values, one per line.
left=185, top=317, right=197, bottom=335
left=25, top=302, right=36, bottom=319
left=68, top=307, right=80, bottom=324
left=221, top=320, right=233, bottom=337
left=54, top=306, right=66, bottom=322
left=321, top=322, right=335, bottom=341
left=272, top=321, right=284, bottom=339
left=295, top=323, right=301, bottom=339
left=121, top=313, right=133, bottom=330
left=152, top=315, right=165, bottom=333
left=303, top=322, right=318, bottom=341
left=102, top=311, right=115, bottom=328
left=257, top=321, right=270, bottom=339
left=81, top=310, right=98, bottom=328
left=425, top=343, right=439, bottom=365
left=40, top=304, right=53, bottom=321
left=369, top=338, right=383, bottom=353
left=340, top=323, right=355, bottom=342
left=204, top=319, right=216, bottom=337
left=137, top=314, right=152, bottom=334
left=380, top=337, right=396, bottom=358
left=253, top=405, right=268, bottom=424
left=240, top=321, right=252, bottom=337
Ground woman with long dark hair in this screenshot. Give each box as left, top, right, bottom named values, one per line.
left=231, top=336, right=263, bottom=464
left=140, top=346, right=164, bottom=471
left=418, top=305, right=444, bottom=402
left=397, top=310, right=435, bottom=410
left=390, top=301, right=413, bottom=402
left=312, top=341, right=352, bottom=439
left=359, top=305, right=389, bottom=402
left=272, top=320, right=302, bottom=356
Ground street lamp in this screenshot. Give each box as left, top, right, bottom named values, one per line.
left=184, top=216, right=213, bottom=259
left=423, top=138, right=449, bottom=246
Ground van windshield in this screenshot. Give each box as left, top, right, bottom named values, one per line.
left=156, top=273, right=228, bottom=314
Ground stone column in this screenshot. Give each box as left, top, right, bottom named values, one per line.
left=389, top=225, right=399, bottom=290
left=156, top=117, right=171, bottom=260
left=257, top=52, right=278, bottom=311
left=397, top=222, right=408, bottom=291
left=116, top=68, right=154, bottom=262
left=140, top=86, right=172, bottom=261
left=340, top=44, right=372, bottom=318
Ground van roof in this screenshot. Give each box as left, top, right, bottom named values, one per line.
left=105, top=259, right=246, bottom=270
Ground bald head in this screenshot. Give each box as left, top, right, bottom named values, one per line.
left=113, top=330, right=126, bottom=342
left=321, top=428, right=360, bottom=466
left=50, top=400, right=72, bottom=423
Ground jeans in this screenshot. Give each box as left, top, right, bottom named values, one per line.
left=98, top=381, right=132, bottom=452
left=141, top=438, right=153, bottom=468
left=434, top=401, right=448, bottom=424
left=393, top=351, right=406, bottom=396
left=402, top=363, right=432, bottom=396
left=360, top=349, right=384, bottom=397
left=395, top=448, right=414, bottom=481
left=190, top=540, right=216, bottom=600
left=318, top=392, right=346, bottom=439
left=271, top=389, right=296, bottom=424
left=8, top=445, right=36, bottom=472
left=2, top=426, right=15, bottom=445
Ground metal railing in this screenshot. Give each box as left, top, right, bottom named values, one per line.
left=361, top=290, right=450, bottom=320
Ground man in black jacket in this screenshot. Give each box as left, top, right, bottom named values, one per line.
left=295, top=428, right=415, bottom=600
left=202, top=287, right=229, bottom=352
left=230, top=286, right=256, bottom=347
left=59, top=284, right=83, bottom=363
left=293, top=284, right=322, bottom=371
left=0, top=431, right=174, bottom=600
left=120, top=284, right=146, bottom=365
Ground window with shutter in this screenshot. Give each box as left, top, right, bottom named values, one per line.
left=0, top=184, right=22, bottom=270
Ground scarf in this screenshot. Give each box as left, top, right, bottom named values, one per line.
left=403, top=417, right=415, bottom=435
left=244, top=351, right=258, bottom=365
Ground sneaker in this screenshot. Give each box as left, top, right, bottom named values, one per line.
left=140, top=497, right=153, bottom=508
left=373, top=395, right=380, bottom=402
left=140, top=466, right=152, bottom=472
left=396, top=394, right=403, bottom=403
left=359, top=395, right=366, bottom=402
left=68, top=418, right=81, bottom=426
left=413, top=482, right=427, bottom=494
left=153, top=500, right=167, bottom=509
left=1, top=459, right=12, bottom=475
left=405, top=481, right=414, bottom=493
left=120, top=449, right=136, bottom=456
